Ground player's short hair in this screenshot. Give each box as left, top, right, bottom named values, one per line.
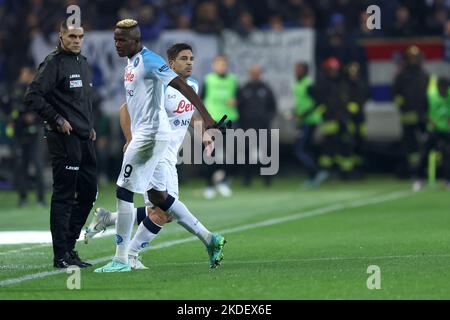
left=116, top=19, right=138, bottom=28
left=167, top=43, right=193, bottom=61
left=115, top=19, right=141, bottom=40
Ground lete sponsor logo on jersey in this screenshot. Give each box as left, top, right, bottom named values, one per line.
left=174, top=100, right=195, bottom=114
left=124, top=71, right=135, bottom=82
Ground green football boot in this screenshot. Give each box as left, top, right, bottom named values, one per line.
left=94, top=259, right=131, bottom=273
left=207, top=234, right=227, bottom=269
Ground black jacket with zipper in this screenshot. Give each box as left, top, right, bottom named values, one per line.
left=25, top=45, right=94, bottom=139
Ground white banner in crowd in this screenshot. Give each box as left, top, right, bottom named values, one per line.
left=31, top=31, right=219, bottom=115
left=150, top=30, right=219, bottom=88
left=31, top=28, right=314, bottom=115
left=222, top=29, right=315, bottom=113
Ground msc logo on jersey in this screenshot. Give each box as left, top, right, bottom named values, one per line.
left=159, top=64, right=169, bottom=73
left=174, top=119, right=190, bottom=127
left=133, top=57, right=140, bottom=67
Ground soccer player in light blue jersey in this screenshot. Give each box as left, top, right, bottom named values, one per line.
left=95, top=20, right=226, bottom=273
left=88, top=43, right=225, bottom=270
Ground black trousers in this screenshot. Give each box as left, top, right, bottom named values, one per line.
left=294, top=125, right=319, bottom=178
left=46, top=131, right=97, bottom=259
left=204, top=121, right=239, bottom=187
left=240, top=123, right=273, bottom=186
left=13, top=135, right=45, bottom=202
left=416, top=132, right=450, bottom=181
left=398, top=124, right=420, bottom=176
left=204, top=139, right=228, bottom=187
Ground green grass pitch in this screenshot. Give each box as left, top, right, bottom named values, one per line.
left=0, top=177, right=449, bottom=299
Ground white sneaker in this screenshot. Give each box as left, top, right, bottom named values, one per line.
left=412, top=180, right=425, bottom=192
left=216, top=182, right=232, bottom=197
left=203, top=187, right=217, bottom=199
left=128, top=255, right=148, bottom=270
left=84, top=208, right=113, bottom=243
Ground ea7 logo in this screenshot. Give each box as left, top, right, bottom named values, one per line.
left=366, top=5, right=381, bottom=30
left=65, top=166, right=79, bottom=171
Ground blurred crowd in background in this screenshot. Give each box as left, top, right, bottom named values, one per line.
left=2, top=0, right=450, bottom=90
left=1, top=0, right=450, bottom=205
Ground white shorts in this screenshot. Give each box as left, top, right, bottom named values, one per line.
left=143, top=159, right=179, bottom=207
left=116, top=138, right=169, bottom=194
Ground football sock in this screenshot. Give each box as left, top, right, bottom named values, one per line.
left=107, top=211, right=118, bottom=226
left=128, top=216, right=162, bottom=256
left=107, top=206, right=145, bottom=227
left=166, top=198, right=212, bottom=247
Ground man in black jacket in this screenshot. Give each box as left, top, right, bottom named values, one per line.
left=11, top=67, right=46, bottom=207
left=393, top=46, right=429, bottom=178
left=24, top=20, right=97, bottom=269
left=237, top=64, right=276, bottom=186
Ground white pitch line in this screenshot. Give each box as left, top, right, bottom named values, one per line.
left=136, top=253, right=450, bottom=267
left=0, top=229, right=117, bottom=249
left=0, top=243, right=49, bottom=256
left=0, top=190, right=411, bottom=288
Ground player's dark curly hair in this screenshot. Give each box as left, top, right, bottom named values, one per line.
left=167, top=43, right=193, bottom=61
